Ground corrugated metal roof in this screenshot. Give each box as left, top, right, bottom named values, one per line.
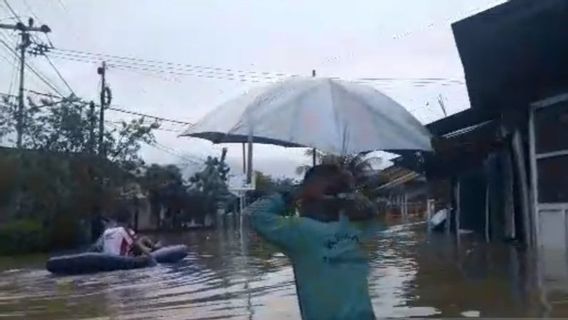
left=374, top=166, right=422, bottom=191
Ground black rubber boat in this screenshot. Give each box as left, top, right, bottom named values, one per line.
left=46, top=244, right=188, bottom=275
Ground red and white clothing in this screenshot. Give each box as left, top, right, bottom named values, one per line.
left=102, top=227, right=135, bottom=256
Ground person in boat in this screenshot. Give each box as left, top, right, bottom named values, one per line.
left=249, top=164, right=378, bottom=320
left=92, top=215, right=159, bottom=257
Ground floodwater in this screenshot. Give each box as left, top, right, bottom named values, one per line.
left=0, top=216, right=565, bottom=319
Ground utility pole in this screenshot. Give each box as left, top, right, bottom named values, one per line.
left=97, top=61, right=107, bottom=157
left=0, top=19, right=51, bottom=148
left=94, top=62, right=110, bottom=239
left=88, top=101, right=96, bottom=154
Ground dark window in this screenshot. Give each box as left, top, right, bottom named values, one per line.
left=537, top=155, right=568, bottom=203
left=534, top=101, right=568, bottom=154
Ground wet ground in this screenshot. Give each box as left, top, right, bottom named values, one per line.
left=0, top=216, right=563, bottom=319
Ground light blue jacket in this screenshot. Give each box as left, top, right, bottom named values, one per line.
left=250, top=194, right=376, bottom=320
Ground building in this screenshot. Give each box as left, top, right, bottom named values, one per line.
left=115, top=182, right=153, bottom=231
left=374, top=165, right=429, bottom=218
left=395, top=0, right=568, bottom=295
left=397, top=0, right=568, bottom=244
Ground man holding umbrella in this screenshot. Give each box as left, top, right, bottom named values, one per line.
left=182, top=76, right=433, bottom=319
left=248, top=164, right=378, bottom=320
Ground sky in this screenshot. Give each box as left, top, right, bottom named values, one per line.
left=0, top=0, right=506, bottom=178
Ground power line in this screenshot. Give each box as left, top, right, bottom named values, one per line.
left=2, top=0, right=20, bottom=22
left=106, top=61, right=184, bottom=84
left=107, top=63, right=266, bottom=83
left=15, top=0, right=76, bottom=97
left=106, top=120, right=202, bottom=165
left=106, top=106, right=193, bottom=126
left=106, top=120, right=183, bottom=133
left=56, top=0, right=67, bottom=11
left=46, top=49, right=465, bottom=88
left=46, top=51, right=277, bottom=83
left=356, top=77, right=464, bottom=85
left=0, top=91, right=69, bottom=108
left=24, top=88, right=60, bottom=98
left=16, top=89, right=194, bottom=126
left=145, top=141, right=203, bottom=165
left=0, top=14, right=56, bottom=148
left=0, top=29, right=15, bottom=47
left=109, top=116, right=186, bottom=130
left=50, top=47, right=294, bottom=78
left=153, top=141, right=205, bottom=164
left=0, top=38, right=64, bottom=96
left=109, top=122, right=205, bottom=164
left=3, top=1, right=469, bottom=89
left=154, top=127, right=184, bottom=133
left=1, top=1, right=72, bottom=100
left=0, top=16, right=18, bottom=22
left=104, top=121, right=202, bottom=163
left=5, top=46, right=18, bottom=98
left=42, top=54, right=75, bottom=95
left=47, top=50, right=283, bottom=81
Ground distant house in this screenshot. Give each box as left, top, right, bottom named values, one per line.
left=374, top=165, right=428, bottom=217
left=115, top=182, right=153, bottom=231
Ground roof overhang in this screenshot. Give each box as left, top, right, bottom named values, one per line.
left=453, top=0, right=568, bottom=110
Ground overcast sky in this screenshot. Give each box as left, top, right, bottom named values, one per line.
left=0, top=0, right=505, bottom=178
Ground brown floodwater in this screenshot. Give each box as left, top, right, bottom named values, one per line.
left=0, top=216, right=565, bottom=319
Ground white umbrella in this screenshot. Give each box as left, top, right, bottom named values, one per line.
left=181, top=77, right=432, bottom=155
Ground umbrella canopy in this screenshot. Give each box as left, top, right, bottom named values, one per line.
left=181, top=77, right=432, bottom=155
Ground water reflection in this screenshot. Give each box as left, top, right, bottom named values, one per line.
left=0, top=217, right=563, bottom=319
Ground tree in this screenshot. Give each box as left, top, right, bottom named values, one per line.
left=139, top=150, right=232, bottom=229
left=322, top=153, right=384, bottom=197
left=255, top=171, right=275, bottom=193
left=187, top=148, right=231, bottom=224
left=296, top=150, right=382, bottom=182
left=0, top=95, right=159, bottom=171
left=143, top=164, right=184, bottom=189
left=141, top=164, right=186, bottom=228
left=0, top=148, right=132, bottom=250
left=255, top=171, right=295, bottom=194
left=295, top=150, right=383, bottom=197
left=246, top=171, right=297, bottom=203
left=295, top=149, right=325, bottom=175
left=0, top=96, right=14, bottom=140
left=0, top=94, right=160, bottom=250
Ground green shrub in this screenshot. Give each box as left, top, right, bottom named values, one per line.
left=48, top=213, right=88, bottom=250
left=0, top=219, right=48, bottom=255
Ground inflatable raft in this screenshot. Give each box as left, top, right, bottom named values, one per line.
left=46, top=244, right=188, bottom=275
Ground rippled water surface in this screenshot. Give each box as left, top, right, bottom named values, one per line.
left=0, top=217, right=565, bottom=319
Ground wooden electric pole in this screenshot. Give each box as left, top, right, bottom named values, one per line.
left=88, top=101, right=96, bottom=154
left=93, top=62, right=110, bottom=239
left=0, top=19, right=51, bottom=148
left=97, top=62, right=107, bottom=157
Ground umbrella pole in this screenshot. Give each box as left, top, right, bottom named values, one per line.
left=246, top=133, right=253, bottom=184
left=312, top=148, right=317, bottom=167
left=311, top=70, right=317, bottom=168
left=242, top=143, right=246, bottom=174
